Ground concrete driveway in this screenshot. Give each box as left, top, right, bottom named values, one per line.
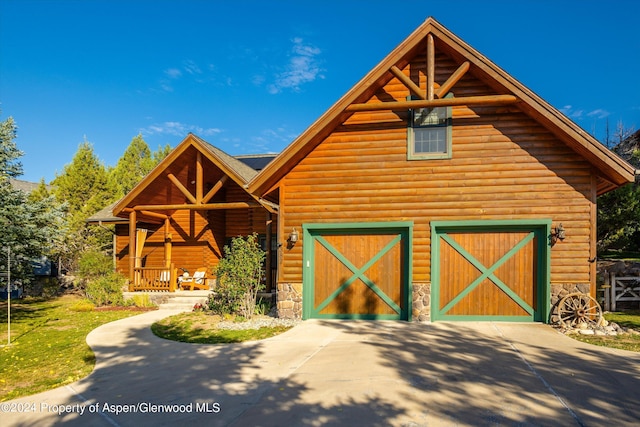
left=3, top=310, right=640, bottom=426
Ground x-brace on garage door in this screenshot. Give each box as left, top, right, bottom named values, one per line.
left=431, top=220, right=550, bottom=322
left=302, top=222, right=413, bottom=320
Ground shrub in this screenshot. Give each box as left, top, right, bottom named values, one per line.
left=77, top=250, right=113, bottom=280
left=85, top=272, right=126, bottom=306
left=69, top=299, right=95, bottom=312
left=207, top=233, right=265, bottom=319
left=130, top=293, right=156, bottom=308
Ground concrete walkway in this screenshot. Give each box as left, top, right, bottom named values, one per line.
left=3, top=311, right=640, bottom=426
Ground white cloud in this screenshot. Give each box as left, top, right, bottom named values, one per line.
left=164, top=68, right=182, bottom=79
left=268, top=38, right=324, bottom=94
left=183, top=60, right=202, bottom=75
left=560, top=105, right=611, bottom=121
left=157, top=60, right=205, bottom=92
left=587, top=109, right=611, bottom=119
left=140, top=121, right=222, bottom=137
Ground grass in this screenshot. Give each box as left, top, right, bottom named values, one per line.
left=151, top=312, right=292, bottom=344
left=598, top=250, right=640, bottom=261
left=572, top=310, right=640, bottom=352
left=0, top=295, right=147, bottom=402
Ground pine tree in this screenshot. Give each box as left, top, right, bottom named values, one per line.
left=52, top=140, right=112, bottom=220
left=0, top=114, right=65, bottom=284
left=50, top=140, right=114, bottom=272
left=0, top=115, right=23, bottom=180
left=109, top=134, right=154, bottom=198
left=108, top=134, right=171, bottom=198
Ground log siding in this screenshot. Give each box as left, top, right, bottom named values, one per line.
left=279, top=49, right=594, bottom=289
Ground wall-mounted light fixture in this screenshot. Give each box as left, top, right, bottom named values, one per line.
left=551, top=223, right=566, bottom=245
left=288, top=228, right=299, bottom=244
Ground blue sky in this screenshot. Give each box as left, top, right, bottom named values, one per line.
left=1, top=0, right=639, bottom=183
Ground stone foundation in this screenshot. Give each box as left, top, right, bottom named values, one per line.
left=276, top=283, right=302, bottom=319
left=549, top=283, right=591, bottom=324
left=276, top=281, right=586, bottom=323
left=276, top=282, right=431, bottom=321
left=412, top=282, right=431, bottom=322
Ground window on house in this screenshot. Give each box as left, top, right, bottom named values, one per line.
left=408, top=99, right=452, bottom=160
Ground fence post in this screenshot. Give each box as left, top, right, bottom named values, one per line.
left=611, top=273, right=616, bottom=312
left=603, top=271, right=611, bottom=311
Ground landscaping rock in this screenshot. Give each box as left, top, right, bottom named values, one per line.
left=216, top=315, right=301, bottom=331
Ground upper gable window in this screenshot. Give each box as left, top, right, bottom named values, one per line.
left=407, top=98, right=452, bottom=160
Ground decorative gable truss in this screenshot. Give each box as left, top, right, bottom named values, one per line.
left=249, top=18, right=635, bottom=198
left=112, top=134, right=278, bottom=291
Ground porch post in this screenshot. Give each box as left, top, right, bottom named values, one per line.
left=128, top=210, right=136, bottom=291
left=164, top=218, right=172, bottom=268
left=266, top=212, right=272, bottom=292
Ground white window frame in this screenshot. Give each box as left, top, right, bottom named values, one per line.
left=407, top=95, right=453, bottom=160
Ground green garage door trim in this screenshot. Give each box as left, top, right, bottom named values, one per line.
left=302, top=222, right=413, bottom=320
left=431, top=220, right=551, bottom=322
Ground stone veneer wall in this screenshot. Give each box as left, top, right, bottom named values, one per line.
left=276, top=281, right=577, bottom=323
left=276, top=282, right=432, bottom=321
left=549, top=283, right=591, bottom=324
left=412, top=283, right=431, bottom=322
left=277, top=283, right=302, bottom=319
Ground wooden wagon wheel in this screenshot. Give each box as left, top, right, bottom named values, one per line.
left=557, top=292, right=603, bottom=328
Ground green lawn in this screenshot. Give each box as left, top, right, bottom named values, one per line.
left=0, top=295, right=146, bottom=401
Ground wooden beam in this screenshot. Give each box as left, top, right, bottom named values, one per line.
left=133, top=201, right=262, bottom=211
left=427, top=34, right=435, bottom=101
left=128, top=210, right=136, bottom=290
left=390, top=65, right=425, bottom=100
left=167, top=173, right=196, bottom=204
left=436, top=61, right=470, bottom=98
left=265, top=212, right=272, bottom=292
left=122, top=207, right=168, bottom=220
left=202, top=175, right=228, bottom=204
left=345, top=94, right=518, bottom=112
left=196, top=151, right=203, bottom=203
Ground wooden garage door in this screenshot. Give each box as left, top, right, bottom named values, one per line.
left=303, top=223, right=412, bottom=320
left=431, top=221, right=550, bottom=322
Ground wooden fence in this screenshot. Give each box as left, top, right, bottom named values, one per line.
left=602, top=273, right=640, bottom=311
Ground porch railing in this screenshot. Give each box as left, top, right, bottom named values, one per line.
left=131, top=264, right=177, bottom=292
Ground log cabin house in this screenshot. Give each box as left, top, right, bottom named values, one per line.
left=247, top=17, right=636, bottom=322
left=94, top=18, right=635, bottom=323
left=89, top=135, right=278, bottom=293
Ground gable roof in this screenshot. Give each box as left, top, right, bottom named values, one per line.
left=86, top=201, right=128, bottom=224
left=248, top=17, right=636, bottom=197
left=112, top=133, right=264, bottom=217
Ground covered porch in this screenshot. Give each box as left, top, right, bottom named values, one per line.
left=109, top=134, right=278, bottom=293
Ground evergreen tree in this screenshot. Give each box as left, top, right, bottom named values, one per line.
left=109, top=134, right=154, bottom=198
left=52, top=140, right=112, bottom=220
left=152, top=142, right=172, bottom=164
left=0, top=115, right=23, bottom=180
left=51, top=140, right=114, bottom=272
left=108, top=134, right=171, bottom=198
left=597, top=133, right=640, bottom=253
left=27, top=178, right=51, bottom=203
left=0, top=115, right=64, bottom=284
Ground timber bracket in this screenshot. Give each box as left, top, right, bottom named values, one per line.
left=347, top=33, right=519, bottom=113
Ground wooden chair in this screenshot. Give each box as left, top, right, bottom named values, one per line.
left=179, top=267, right=210, bottom=291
